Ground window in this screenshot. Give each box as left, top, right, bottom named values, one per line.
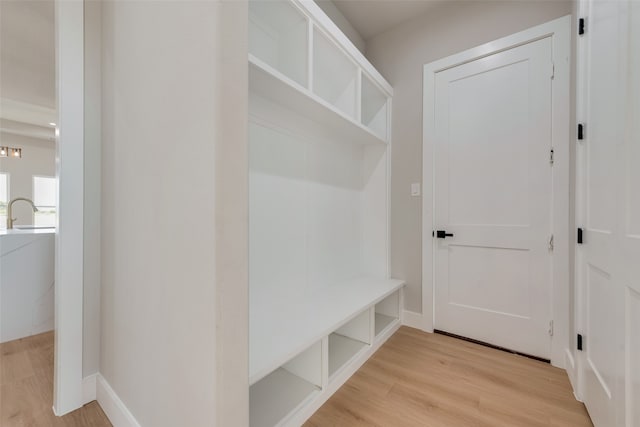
left=33, top=176, right=57, bottom=227
left=0, top=173, right=7, bottom=229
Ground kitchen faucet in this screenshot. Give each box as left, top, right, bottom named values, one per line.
left=6, top=198, right=39, bottom=229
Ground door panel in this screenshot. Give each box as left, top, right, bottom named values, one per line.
left=585, top=264, right=615, bottom=399
left=434, top=37, right=553, bottom=359
left=448, top=245, right=530, bottom=318
left=579, top=1, right=626, bottom=426
left=579, top=1, right=639, bottom=425
left=447, top=60, right=531, bottom=227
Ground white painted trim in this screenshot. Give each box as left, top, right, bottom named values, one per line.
left=82, top=374, right=97, bottom=404
left=573, top=0, right=589, bottom=405
left=53, top=0, right=85, bottom=416
left=0, top=98, right=57, bottom=127
left=81, top=0, right=102, bottom=381
left=402, top=310, right=430, bottom=331
left=548, top=15, right=572, bottom=371
left=421, top=16, right=572, bottom=367
left=96, top=374, right=142, bottom=427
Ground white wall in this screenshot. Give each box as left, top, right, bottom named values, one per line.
left=0, top=0, right=56, bottom=109
left=365, top=0, right=573, bottom=314
left=315, top=0, right=365, bottom=53
left=0, top=134, right=55, bottom=226
left=100, top=1, right=248, bottom=426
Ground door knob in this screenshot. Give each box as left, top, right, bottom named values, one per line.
left=435, top=230, right=454, bottom=239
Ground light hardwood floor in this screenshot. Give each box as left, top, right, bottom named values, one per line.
left=1, top=328, right=592, bottom=427
left=0, top=332, right=111, bottom=427
left=306, top=327, right=593, bottom=427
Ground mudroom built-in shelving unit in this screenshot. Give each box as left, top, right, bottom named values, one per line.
left=248, top=1, right=404, bottom=426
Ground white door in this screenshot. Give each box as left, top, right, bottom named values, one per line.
left=433, top=37, right=554, bottom=359
left=578, top=1, right=640, bottom=425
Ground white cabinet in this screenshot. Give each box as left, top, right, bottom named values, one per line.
left=248, top=1, right=402, bottom=426
left=0, top=231, right=55, bottom=343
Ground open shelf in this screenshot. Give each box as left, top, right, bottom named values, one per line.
left=375, top=313, right=396, bottom=337
left=249, top=55, right=386, bottom=145
left=250, top=277, right=404, bottom=385
left=328, top=333, right=367, bottom=379
left=374, top=291, right=400, bottom=338
left=249, top=56, right=385, bottom=146
left=312, top=27, right=358, bottom=120
left=328, top=308, right=371, bottom=378
left=250, top=340, right=322, bottom=427
left=249, top=0, right=308, bottom=87
left=361, top=75, right=388, bottom=140
left=250, top=368, right=320, bottom=427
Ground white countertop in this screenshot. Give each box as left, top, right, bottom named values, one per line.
left=0, top=227, right=56, bottom=237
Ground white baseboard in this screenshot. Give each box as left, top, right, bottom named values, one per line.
left=96, top=374, right=141, bottom=427
left=564, top=348, right=582, bottom=402
left=402, top=310, right=430, bottom=331
left=82, top=374, right=97, bottom=404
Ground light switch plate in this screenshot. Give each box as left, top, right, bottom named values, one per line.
left=411, top=183, right=421, bottom=197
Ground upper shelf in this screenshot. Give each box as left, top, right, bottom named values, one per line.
left=249, top=56, right=386, bottom=146
left=248, top=0, right=392, bottom=145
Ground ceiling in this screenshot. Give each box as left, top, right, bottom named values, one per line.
left=332, top=0, right=447, bottom=40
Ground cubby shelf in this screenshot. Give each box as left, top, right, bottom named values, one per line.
left=375, top=313, right=397, bottom=337
left=361, top=75, right=389, bottom=140
left=374, top=291, right=400, bottom=338
left=249, top=56, right=386, bottom=146
left=250, top=368, right=320, bottom=427
left=249, top=0, right=308, bottom=87
left=250, top=277, right=404, bottom=385
left=248, top=1, right=399, bottom=425
left=328, top=333, right=367, bottom=379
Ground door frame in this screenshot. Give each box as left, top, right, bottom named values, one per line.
left=421, top=16, right=571, bottom=368
left=53, top=0, right=86, bottom=415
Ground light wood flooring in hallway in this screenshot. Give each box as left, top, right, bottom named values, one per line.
left=0, top=332, right=111, bottom=427
left=2, top=328, right=593, bottom=427
left=306, top=326, right=593, bottom=427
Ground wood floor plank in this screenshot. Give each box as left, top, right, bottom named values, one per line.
left=306, top=327, right=593, bottom=427
left=0, top=332, right=112, bottom=426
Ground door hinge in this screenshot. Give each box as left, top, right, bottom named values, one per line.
left=577, top=227, right=584, bottom=244
left=579, top=18, right=585, bottom=35
left=578, top=123, right=585, bottom=140
left=550, top=148, right=555, bottom=165
left=550, top=62, right=555, bottom=79
left=549, top=234, right=554, bottom=251
left=548, top=320, right=554, bottom=336
left=577, top=333, right=584, bottom=351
